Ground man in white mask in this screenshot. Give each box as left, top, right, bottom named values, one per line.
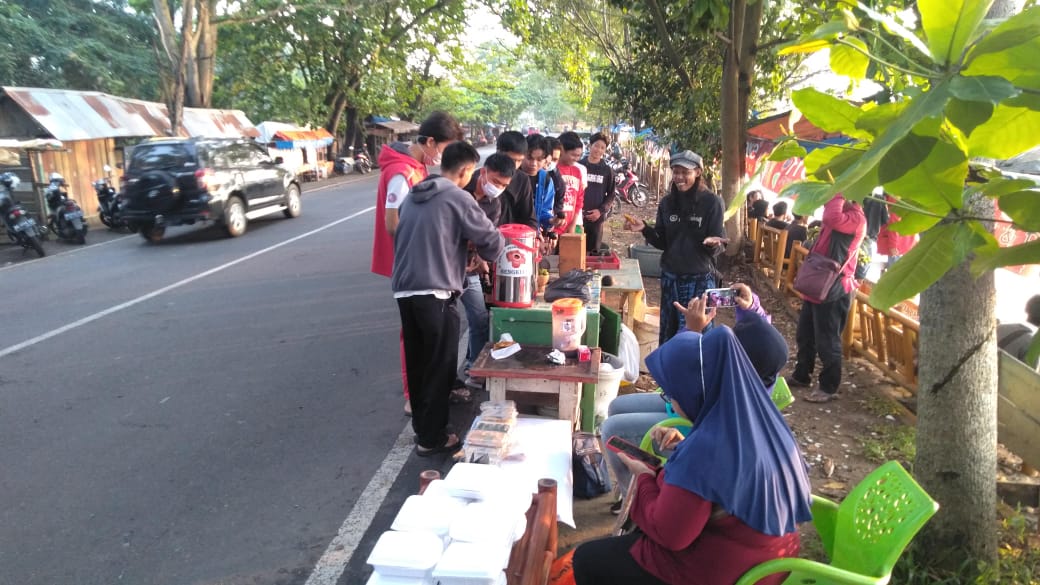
left=456, top=153, right=516, bottom=395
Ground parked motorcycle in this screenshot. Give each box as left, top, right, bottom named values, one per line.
left=0, top=172, right=46, bottom=257
left=608, top=158, right=650, bottom=216
left=354, top=150, right=373, bottom=174
left=95, top=165, right=133, bottom=231
left=44, top=172, right=88, bottom=244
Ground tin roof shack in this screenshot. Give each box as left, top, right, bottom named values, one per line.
left=364, top=118, right=419, bottom=160
left=256, top=121, right=335, bottom=181
left=0, top=87, right=258, bottom=223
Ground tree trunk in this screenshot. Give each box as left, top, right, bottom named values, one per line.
left=720, top=0, right=763, bottom=256
left=914, top=191, right=999, bottom=571
left=325, top=90, right=348, bottom=137
left=344, top=107, right=360, bottom=155
left=168, top=0, right=194, bottom=136
left=194, top=0, right=217, bottom=107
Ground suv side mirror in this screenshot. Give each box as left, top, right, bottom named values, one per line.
left=273, top=157, right=284, bottom=165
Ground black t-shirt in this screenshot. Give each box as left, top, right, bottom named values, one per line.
left=579, top=157, right=616, bottom=214
left=641, top=185, right=726, bottom=275
left=785, top=223, right=808, bottom=257
left=464, top=171, right=536, bottom=229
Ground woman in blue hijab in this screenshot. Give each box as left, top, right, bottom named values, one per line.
left=600, top=283, right=789, bottom=505
left=573, top=326, right=812, bottom=585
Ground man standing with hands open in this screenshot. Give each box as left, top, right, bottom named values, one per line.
left=624, top=150, right=726, bottom=345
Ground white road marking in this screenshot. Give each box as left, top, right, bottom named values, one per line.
left=305, top=421, right=415, bottom=585
left=0, top=233, right=136, bottom=274
left=0, top=206, right=375, bottom=360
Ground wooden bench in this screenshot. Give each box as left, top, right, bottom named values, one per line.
left=752, top=224, right=789, bottom=290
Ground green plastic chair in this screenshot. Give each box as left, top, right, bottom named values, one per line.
left=639, top=378, right=795, bottom=463
left=734, top=460, right=940, bottom=585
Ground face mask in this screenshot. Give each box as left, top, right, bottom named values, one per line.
left=545, top=161, right=557, bottom=172
left=482, top=175, right=505, bottom=199
left=421, top=142, right=441, bottom=166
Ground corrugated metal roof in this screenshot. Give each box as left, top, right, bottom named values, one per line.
left=368, top=120, right=419, bottom=133
left=1, top=87, right=257, bottom=141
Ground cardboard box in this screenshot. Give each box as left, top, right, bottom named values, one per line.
left=558, top=233, right=586, bottom=274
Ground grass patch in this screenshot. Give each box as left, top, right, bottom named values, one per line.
left=892, top=506, right=1040, bottom=583
left=860, top=423, right=916, bottom=467
left=863, top=392, right=905, bottom=418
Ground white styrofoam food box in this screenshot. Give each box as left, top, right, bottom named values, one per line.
left=432, top=541, right=510, bottom=585
left=391, top=494, right=468, bottom=537
left=449, top=502, right=523, bottom=550
left=366, top=530, right=444, bottom=579
left=442, top=463, right=508, bottom=500
left=364, top=571, right=435, bottom=585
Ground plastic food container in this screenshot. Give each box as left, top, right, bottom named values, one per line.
left=391, top=495, right=468, bottom=538
left=366, top=530, right=444, bottom=578
left=449, top=502, right=523, bottom=549
left=432, top=541, right=511, bottom=585
left=442, top=463, right=507, bottom=501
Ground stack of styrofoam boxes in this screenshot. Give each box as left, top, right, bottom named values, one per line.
left=461, top=401, right=519, bottom=465
left=365, top=463, right=532, bottom=585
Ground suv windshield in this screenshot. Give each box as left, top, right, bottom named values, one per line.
left=129, top=143, right=197, bottom=172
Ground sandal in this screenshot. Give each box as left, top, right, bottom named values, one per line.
left=416, top=434, right=462, bottom=457
left=449, top=387, right=473, bottom=404
left=805, top=389, right=836, bottom=403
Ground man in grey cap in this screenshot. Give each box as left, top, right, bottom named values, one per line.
left=624, top=150, right=726, bottom=344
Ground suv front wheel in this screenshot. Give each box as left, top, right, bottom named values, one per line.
left=283, top=185, right=301, bottom=218
left=141, top=223, right=165, bottom=243
left=223, top=196, right=247, bottom=237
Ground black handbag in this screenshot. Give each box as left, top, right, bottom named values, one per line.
left=544, top=269, right=593, bottom=303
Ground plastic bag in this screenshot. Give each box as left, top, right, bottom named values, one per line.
left=572, top=431, right=612, bottom=498
left=544, top=269, right=593, bottom=303
left=618, top=324, right=640, bottom=383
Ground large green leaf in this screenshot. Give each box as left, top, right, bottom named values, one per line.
left=1025, top=331, right=1040, bottom=369
left=948, top=75, right=1020, bottom=104
left=997, top=190, right=1040, bottom=230
left=852, top=0, right=934, bottom=62
left=805, top=146, right=864, bottom=180
left=829, top=82, right=951, bottom=201
left=778, top=39, right=831, bottom=55
left=791, top=88, right=871, bottom=140
left=976, top=176, right=1037, bottom=197
left=869, top=222, right=967, bottom=310
left=880, top=129, right=968, bottom=211
left=767, top=140, right=808, bottom=162
left=919, top=0, right=993, bottom=66
left=857, top=101, right=909, bottom=135
left=972, top=238, right=1040, bottom=274
left=946, top=97, right=994, bottom=136
left=831, top=38, right=870, bottom=80
left=965, top=6, right=1040, bottom=64
left=967, top=98, right=1040, bottom=158
left=887, top=208, right=944, bottom=234
left=783, top=181, right=835, bottom=216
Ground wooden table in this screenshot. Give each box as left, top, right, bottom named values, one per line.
left=602, top=258, right=645, bottom=329
left=470, top=343, right=600, bottom=429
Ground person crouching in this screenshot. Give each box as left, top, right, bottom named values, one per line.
left=392, top=142, right=505, bottom=456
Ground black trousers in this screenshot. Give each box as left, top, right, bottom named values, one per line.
left=397, top=294, right=459, bottom=448
left=794, top=291, right=852, bottom=394
left=573, top=532, right=668, bottom=585
left=584, top=217, right=605, bottom=253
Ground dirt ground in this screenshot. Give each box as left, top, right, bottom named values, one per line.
left=557, top=202, right=1039, bottom=555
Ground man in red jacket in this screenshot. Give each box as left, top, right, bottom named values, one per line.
left=790, top=194, right=866, bottom=403
left=370, top=112, right=463, bottom=414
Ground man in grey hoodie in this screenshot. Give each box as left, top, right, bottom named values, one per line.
left=392, top=141, right=505, bottom=455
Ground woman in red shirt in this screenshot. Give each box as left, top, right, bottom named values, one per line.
left=572, top=327, right=813, bottom=585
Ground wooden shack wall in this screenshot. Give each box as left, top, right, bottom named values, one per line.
left=37, top=138, right=120, bottom=221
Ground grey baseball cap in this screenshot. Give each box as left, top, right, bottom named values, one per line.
left=670, top=150, right=703, bottom=169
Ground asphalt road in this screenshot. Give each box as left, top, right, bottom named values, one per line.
left=0, top=172, right=444, bottom=585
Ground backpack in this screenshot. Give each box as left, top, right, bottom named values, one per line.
left=572, top=432, right=612, bottom=499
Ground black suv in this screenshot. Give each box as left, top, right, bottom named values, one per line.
left=119, top=138, right=301, bottom=242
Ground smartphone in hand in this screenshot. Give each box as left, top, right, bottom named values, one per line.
left=704, top=287, right=737, bottom=308
left=606, top=435, right=663, bottom=470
